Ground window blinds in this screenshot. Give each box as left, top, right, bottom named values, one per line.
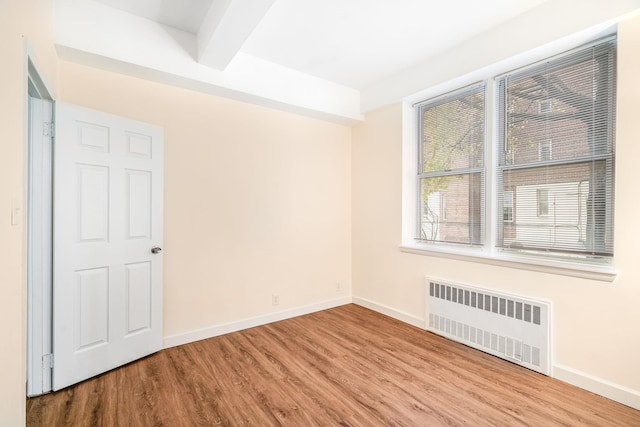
left=416, top=84, right=485, bottom=246
left=496, top=37, right=616, bottom=257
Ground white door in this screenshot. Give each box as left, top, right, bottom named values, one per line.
left=53, top=103, right=164, bottom=391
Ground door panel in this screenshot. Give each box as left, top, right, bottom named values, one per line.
left=53, top=103, right=163, bottom=391
left=126, top=169, right=152, bottom=238
left=125, top=261, right=152, bottom=334
left=77, top=267, right=109, bottom=349
left=78, top=164, right=109, bottom=241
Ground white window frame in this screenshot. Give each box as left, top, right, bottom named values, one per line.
left=400, top=34, right=617, bottom=282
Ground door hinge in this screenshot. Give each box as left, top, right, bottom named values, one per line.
left=43, top=353, right=54, bottom=369
left=43, top=122, right=54, bottom=137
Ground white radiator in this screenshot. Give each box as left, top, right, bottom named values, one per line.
left=426, top=278, right=551, bottom=375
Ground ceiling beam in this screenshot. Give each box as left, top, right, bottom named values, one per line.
left=54, top=0, right=363, bottom=124
left=197, top=0, right=276, bottom=70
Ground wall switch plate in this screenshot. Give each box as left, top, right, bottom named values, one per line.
left=11, top=199, right=20, bottom=225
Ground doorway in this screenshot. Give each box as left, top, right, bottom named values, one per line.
left=26, top=62, right=165, bottom=396
left=26, top=59, right=54, bottom=396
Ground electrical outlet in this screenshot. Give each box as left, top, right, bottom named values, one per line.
left=336, top=281, right=341, bottom=292
left=272, top=294, right=280, bottom=306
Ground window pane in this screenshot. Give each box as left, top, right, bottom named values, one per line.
left=499, top=161, right=612, bottom=255
left=501, top=42, right=615, bottom=167
left=421, top=89, right=484, bottom=173
left=420, top=173, right=483, bottom=245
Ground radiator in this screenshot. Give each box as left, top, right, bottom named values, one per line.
left=426, top=278, right=551, bottom=375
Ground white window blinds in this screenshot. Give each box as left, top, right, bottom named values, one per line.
left=416, top=84, right=485, bottom=246
left=496, top=37, right=616, bottom=258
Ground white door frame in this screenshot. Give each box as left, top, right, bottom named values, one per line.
left=26, top=57, right=55, bottom=397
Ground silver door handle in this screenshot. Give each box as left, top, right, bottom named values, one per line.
left=151, top=247, right=162, bottom=254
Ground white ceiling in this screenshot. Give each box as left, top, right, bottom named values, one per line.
left=57, top=0, right=639, bottom=123
left=93, top=0, right=550, bottom=90
left=94, top=0, right=214, bottom=34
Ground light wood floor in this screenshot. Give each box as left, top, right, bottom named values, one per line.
left=27, top=304, right=640, bottom=426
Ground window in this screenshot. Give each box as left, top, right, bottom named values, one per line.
left=503, top=191, right=514, bottom=222
left=536, top=188, right=549, bottom=216
left=497, top=38, right=616, bottom=258
left=415, top=84, right=485, bottom=246
left=409, top=36, right=616, bottom=268
left=538, top=140, right=552, bottom=161
left=538, top=99, right=552, bottom=114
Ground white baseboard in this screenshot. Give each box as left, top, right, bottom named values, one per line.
left=163, top=296, right=353, bottom=349
left=553, top=364, right=640, bottom=410
left=352, top=296, right=426, bottom=329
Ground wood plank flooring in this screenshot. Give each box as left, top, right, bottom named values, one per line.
left=27, top=304, right=640, bottom=426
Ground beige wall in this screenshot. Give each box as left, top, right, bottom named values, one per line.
left=352, top=14, right=640, bottom=398
left=0, top=0, right=58, bottom=425
left=58, top=61, right=352, bottom=338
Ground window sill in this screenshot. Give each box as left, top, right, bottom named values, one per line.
left=399, top=243, right=617, bottom=282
